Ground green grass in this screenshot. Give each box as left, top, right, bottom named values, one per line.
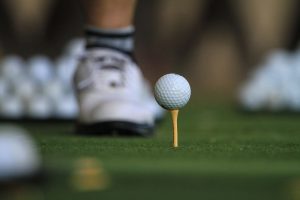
left=10, top=102, right=300, bottom=200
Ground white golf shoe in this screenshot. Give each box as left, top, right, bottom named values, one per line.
left=74, top=49, right=163, bottom=136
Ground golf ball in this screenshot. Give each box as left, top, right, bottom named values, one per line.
left=27, top=95, right=53, bottom=118
left=28, top=55, right=54, bottom=83
left=0, top=95, right=24, bottom=118
left=0, top=126, right=41, bottom=180
left=0, top=55, right=25, bottom=80
left=154, top=74, right=191, bottom=110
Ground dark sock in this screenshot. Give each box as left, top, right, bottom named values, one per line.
left=85, top=26, right=134, bottom=57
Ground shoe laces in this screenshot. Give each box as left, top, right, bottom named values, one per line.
left=82, top=53, right=136, bottom=92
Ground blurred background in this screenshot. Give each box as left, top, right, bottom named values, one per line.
left=0, top=0, right=299, bottom=83
left=1, top=0, right=300, bottom=119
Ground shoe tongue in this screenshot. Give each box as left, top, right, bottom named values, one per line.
left=94, top=65, right=126, bottom=89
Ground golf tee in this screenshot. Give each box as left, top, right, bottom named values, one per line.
left=170, top=109, right=179, bottom=148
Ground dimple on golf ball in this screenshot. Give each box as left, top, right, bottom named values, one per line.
left=154, top=73, right=191, bottom=110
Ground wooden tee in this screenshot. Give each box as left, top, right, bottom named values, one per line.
left=170, top=109, right=179, bottom=148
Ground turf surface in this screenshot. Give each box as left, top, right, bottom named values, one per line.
left=8, top=102, right=300, bottom=200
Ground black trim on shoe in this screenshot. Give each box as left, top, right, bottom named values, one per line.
left=0, top=169, right=46, bottom=186
left=75, top=121, right=154, bottom=137
left=85, top=45, right=134, bottom=58
left=85, top=29, right=134, bottom=38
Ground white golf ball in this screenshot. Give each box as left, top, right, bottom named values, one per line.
left=54, top=93, right=78, bottom=118
left=12, top=77, right=38, bottom=101
left=0, top=78, right=10, bottom=97
left=27, top=95, right=53, bottom=118
left=42, top=78, right=65, bottom=101
left=0, top=55, right=25, bottom=80
left=28, top=55, right=54, bottom=83
left=0, top=95, right=24, bottom=118
left=0, top=126, right=40, bottom=180
left=154, top=74, right=191, bottom=110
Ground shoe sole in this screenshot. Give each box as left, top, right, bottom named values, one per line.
left=0, top=169, right=45, bottom=185
left=75, top=121, right=154, bottom=137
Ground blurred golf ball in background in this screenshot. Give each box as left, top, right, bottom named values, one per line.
left=0, top=126, right=41, bottom=181
left=239, top=49, right=300, bottom=112
left=0, top=95, right=24, bottom=118
left=0, top=38, right=82, bottom=119
left=1, top=56, right=25, bottom=80
left=28, top=55, right=54, bottom=83
left=27, top=95, right=53, bottom=118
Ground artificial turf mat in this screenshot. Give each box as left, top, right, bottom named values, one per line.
left=6, top=102, right=300, bottom=200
